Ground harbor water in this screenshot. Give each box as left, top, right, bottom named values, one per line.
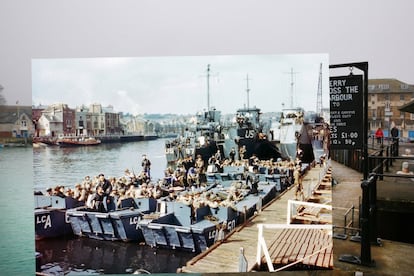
left=1, top=139, right=199, bottom=275
left=33, top=139, right=171, bottom=192
left=0, top=146, right=35, bottom=275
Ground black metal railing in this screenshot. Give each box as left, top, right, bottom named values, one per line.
left=338, top=138, right=412, bottom=267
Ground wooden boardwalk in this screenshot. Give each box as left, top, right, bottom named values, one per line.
left=265, top=227, right=333, bottom=270
left=179, top=164, right=333, bottom=273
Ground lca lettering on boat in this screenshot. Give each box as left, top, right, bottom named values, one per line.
left=208, top=219, right=237, bottom=239
left=129, top=216, right=140, bottom=225
left=36, top=214, right=52, bottom=229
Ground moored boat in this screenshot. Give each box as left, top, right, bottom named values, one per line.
left=233, top=106, right=283, bottom=161
left=66, top=197, right=157, bottom=242
left=138, top=168, right=289, bottom=252
left=57, top=136, right=101, bottom=147
left=278, top=108, right=305, bottom=161
left=34, top=195, right=84, bottom=240
left=138, top=200, right=239, bottom=252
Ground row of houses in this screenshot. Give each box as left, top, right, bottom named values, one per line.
left=0, top=103, right=158, bottom=140
left=32, top=103, right=157, bottom=138
left=33, top=103, right=120, bottom=137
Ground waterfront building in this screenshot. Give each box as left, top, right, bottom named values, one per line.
left=36, top=103, right=75, bottom=137
left=0, top=105, right=34, bottom=138
left=88, top=103, right=106, bottom=136
left=103, top=105, right=122, bottom=135
left=368, top=79, right=414, bottom=138
left=122, top=114, right=154, bottom=135
left=75, top=104, right=90, bottom=136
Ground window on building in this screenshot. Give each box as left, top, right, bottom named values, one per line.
left=379, top=84, right=390, bottom=90
left=384, top=94, right=390, bottom=101
left=401, top=83, right=409, bottom=89
left=400, top=94, right=405, bottom=101
left=368, top=85, right=375, bottom=90
left=21, top=120, right=27, bottom=127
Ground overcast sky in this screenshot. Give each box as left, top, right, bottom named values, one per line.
left=1, top=0, right=414, bottom=112
left=32, top=54, right=329, bottom=115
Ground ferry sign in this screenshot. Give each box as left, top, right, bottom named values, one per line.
left=330, top=74, right=363, bottom=149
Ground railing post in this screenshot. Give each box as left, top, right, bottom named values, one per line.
left=369, top=174, right=381, bottom=246
left=368, top=155, right=372, bottom=174
left=379, top=148, right=384, bottom=180
left=385, top=146, right=390, bottom=172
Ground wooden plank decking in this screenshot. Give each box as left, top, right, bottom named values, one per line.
left=179, top=164, right=333, bottom=273
left=265, top=228, right=333, bottom=269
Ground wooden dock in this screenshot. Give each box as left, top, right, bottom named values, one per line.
left=179, top=164, right=333, bottom=273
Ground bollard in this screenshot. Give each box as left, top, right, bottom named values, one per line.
left=239, top=247, right=248, bottom=272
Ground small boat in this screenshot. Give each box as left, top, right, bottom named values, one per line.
left=66, top=197, right=157, bottom=242
left=33, top=137, right=58, bottom=145
left=57, top=137, right=101, bottom=147
left=138, top=169, right=288, bottom=252
left=34, top=195, right=84, bottom=240
left=138, top=200, right=239, bottom=252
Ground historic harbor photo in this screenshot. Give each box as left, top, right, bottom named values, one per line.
left=31, top=54, right=332, bottom=274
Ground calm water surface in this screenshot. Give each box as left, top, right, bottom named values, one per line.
left=33, top=139, right=169, bottom=191
left=0, top=146, right=35, bottom=275
left=32, top=139, right=199, bottom=275
left=0, top=139, right=198, bottom=275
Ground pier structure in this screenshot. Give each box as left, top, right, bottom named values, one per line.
left=179, top=163, right=334, bottom=273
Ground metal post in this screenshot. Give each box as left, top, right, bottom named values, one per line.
left=385, top=146, right=390, bottom=172
left=395, top=138, right=399, bottom=156
left=360, top=179, right=375, bottom=266
left=369, top=174, right=381, bottom=246
left=339, top=178, right=375, bottom=267
left=379, top=148, right=384, bottom=180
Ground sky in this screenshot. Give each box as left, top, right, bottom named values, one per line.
left=31, top=54, right=329, bottom=115
left=1, top=0, right=414, bottom=112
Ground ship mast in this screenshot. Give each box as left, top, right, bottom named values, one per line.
left=285, top=68, right=298, bottom=109
left=206, top=64, right=211, bottom=111
left=289, top=68, right=295, bottom=108
left=245, top=74, right=251, bottom=110
left=316, top=63, right=323, bottom=115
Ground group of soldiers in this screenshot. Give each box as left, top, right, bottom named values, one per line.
left=40, top=146, right=314, bottom=213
